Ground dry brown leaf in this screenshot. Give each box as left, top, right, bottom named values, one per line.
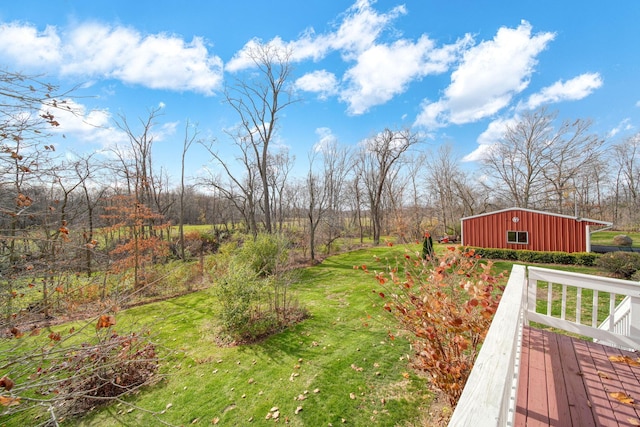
left=0, top=396, right=20, bottom=407
left=609, top=355, right=640, bottom=366
left=0, top=377, right=14, bottom=391
left=628, top=418, right=640, bottom=426
left=597, top=371, right=610, bottom=379
left=609, top=391, right=634, bottom=405
left=96, top=314, right=116, bottom=330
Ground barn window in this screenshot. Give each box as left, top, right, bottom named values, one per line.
left=507, top=231, right=528, bottom=244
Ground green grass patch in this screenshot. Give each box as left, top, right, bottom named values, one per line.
left=589, top=230, right=640, bottom=247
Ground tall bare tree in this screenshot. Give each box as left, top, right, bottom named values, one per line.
left=354, top=128, right=419, bottom=245
left=482, top=107, right=602, bottom=212
left=305, top=141, right=351, bottom=261
left=223, top=41, right=296, bottom=234
left=179, top=120, right=199, bottom=260
left=612, top=133, right=640, bottom=226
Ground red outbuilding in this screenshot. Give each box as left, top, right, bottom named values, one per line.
left=460, top=207, right=612, bottom=253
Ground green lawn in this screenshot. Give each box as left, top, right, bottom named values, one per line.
left=16, top=245, right=434, bottom=427
left=590, top=230, right=640, bottom=247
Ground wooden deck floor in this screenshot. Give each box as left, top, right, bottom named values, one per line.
left=515, top=326, right=640, bottom=426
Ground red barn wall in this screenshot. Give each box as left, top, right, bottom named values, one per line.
left=461, top=209, right=602, bottom=253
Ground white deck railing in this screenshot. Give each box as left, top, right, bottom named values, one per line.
left=449, top=265, right=640, bottom=427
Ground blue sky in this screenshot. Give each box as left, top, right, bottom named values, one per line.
left=1, top=0, right=639, bottom=181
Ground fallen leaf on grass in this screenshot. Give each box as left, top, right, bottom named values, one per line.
left=212, top=417, right=220, bottom=424
left=96, top=314, right=116, bottom=330
left=0, top=377, right=14, bottom=391
left=608, top=355, right=640, bottom=367
left=0, top=396, right=20, bottom=407
left=609, top=391, right=634, bottom=405
left=349, top=392, right=356, bottom=400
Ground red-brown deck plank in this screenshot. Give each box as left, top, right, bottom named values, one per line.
left=545, top=332, right=572, bottom=425
left=515, top=327, right=640, bottom=426
left=527, top=327, right=550, bottom=426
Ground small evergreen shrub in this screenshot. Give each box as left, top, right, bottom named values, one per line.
left=574, top=252, right=598, bottom=266
left=551, top=252, right=575, bottom=265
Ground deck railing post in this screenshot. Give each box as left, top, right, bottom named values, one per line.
left=630, top=295, right=640, bottom=341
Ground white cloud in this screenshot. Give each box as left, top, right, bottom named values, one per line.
left=295, top=70, right=338, bottom=100
left=0, top=22, right=62, bottom=67
left=341, top=34, right=472, bottom=114
left=47, top=99, right=179, bottom=156
left=313, top=127, right=339, bottom=152
left=227, top=0, right=407, bottom=72
left=323, top=0, right=406, bottom=61
left=45, top=99, right=127, bottom=149
left=0, top=21, right=224, bottom=95
left=415, top=21, right=555, bottom=129
left=607, top=118, right=633, bottom=138
left=462, top=116, right=517, bottom=162
left=525, top=73, right=603, bottom=110
left=228, top=0, right=438, bottom=114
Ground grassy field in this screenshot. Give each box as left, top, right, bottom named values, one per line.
left=589, top=230, right=640, bottom=246
left=5, top=244, right=437, bottom=427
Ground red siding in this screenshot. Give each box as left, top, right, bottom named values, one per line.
left=461, top=209, right=604, bottom=253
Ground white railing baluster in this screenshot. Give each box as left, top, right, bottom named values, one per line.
left=609, top=293, right=616, bottom=332
left=547, top=282, right=552, bottom=315
left=561, top=284, right=567, bottom=320
left=576, top=287, right=582, bottom=324
left=592, top=290, right=598, bottom=328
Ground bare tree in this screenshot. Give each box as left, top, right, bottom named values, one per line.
left=305, top=141, right=351, bottom=261
left=267, top=148, right=295, bottom=231
left=223, top=41, right=296, bottom=233
left=425, top=145, right=461, bottom=236
left=354, top=128, right=419, bottom=245
left=482, top=109, right=554, bottom=208
left=405, top=153, right=429, bottom=240
left=179, top=121, right=199, bottom=260
left=612, top=133, right=640, bottom=226
left=114, top=107, right=164, bottom=219
left=74, top=153, right=107, bottom=277
left=201, top=140, right=260, bottom=235
left=482, top=107, right=602, bottom=212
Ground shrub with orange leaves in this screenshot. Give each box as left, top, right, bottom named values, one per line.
left=365, top=246, right=504, bottom=405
